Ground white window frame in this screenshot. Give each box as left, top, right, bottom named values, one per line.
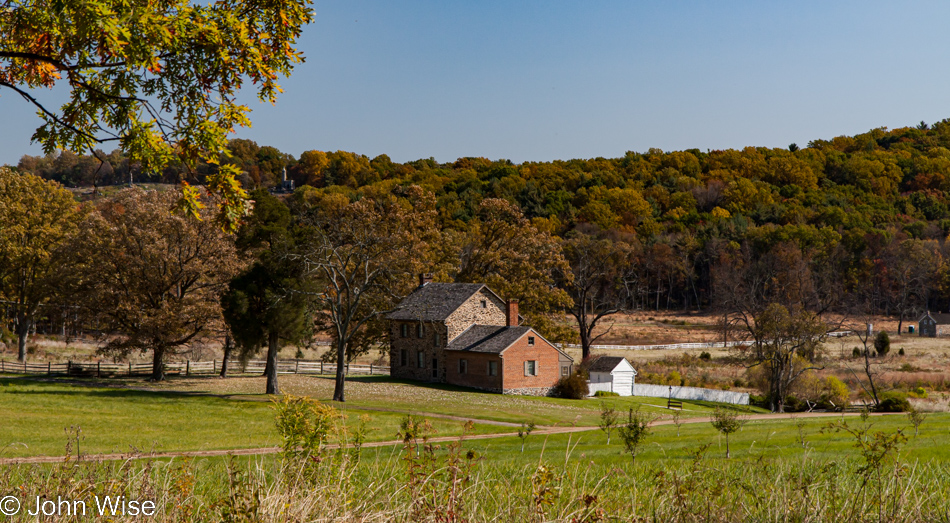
left=528, top=336, right=535, bottom=346
left=524, top=360, right=537, bottom=376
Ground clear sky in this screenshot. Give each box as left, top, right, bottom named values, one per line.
left=3, top=1, right=950, bottom=166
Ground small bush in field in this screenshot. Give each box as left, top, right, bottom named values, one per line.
left=874, top=331, right=890, bottom=357
left=909, top=386, right=928, bottom=399
left=699, top=351, right=711, bottom=361
left=852, top=347, right=862, bottom=358
left=593, top=390, right=619, bottom=397
left=553, top=370, right=589, bottom=399
left=898, top=348, right=906, bottom=356
left=877, top=392, right=911, bottom=412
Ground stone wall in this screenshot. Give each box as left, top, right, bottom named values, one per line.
left=444, top=289, right=507, bottom=340
left=503, top=387, right=554, bottom=396
left=389, top=320, right=448, bottom=382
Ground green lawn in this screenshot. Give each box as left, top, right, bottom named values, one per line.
left=0, top=378, right=503, bottom=458
left=111, top=373, right=769, bottom=426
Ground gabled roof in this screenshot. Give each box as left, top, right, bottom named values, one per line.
left=918, top=311, right=950, bottom=324
left=445, top=325, right=532, bottom=354
left=387, top=283, right=489, bottom=321
left=587, top=356, right=636, bottom=374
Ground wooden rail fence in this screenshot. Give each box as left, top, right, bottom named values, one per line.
left=0, top=359, right=389, bottom=378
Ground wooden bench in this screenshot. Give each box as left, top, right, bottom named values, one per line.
left=667, top=399, right=683, bottom=409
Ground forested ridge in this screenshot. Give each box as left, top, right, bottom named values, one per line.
left=12, top=120, right=950, bottom=320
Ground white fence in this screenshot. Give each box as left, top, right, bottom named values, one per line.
left=561, top=340, right=754, bottom=352
left=587, top=382, right=615, bottom=396
left=631, top=383, right=749, bottom=405
left=561, top=331, right=852, bottom=352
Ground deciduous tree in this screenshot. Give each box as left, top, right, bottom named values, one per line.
left=558, top=235, right=634, bottom=359
left=0, top=0, right=313, bottom=229
left=0, top=167, right=79, bottom=362
left=73, top=189, right=240, bottom=380
left=296, top=186, right=440, bottom=402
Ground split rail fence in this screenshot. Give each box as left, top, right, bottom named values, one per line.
left=0, top=359, right=389, bottom=378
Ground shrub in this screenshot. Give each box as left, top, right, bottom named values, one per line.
left=666, top=370, right=682, bottom=386
left=874, top=331, right=890, bottom=357
left=593, top=390, right=619, bottom=397
left=909, top=386, right=928, bottom=399
left=699, top=351, right=711, bottom=361
left=852, top=347, right=862, bottom=358
left=553, top=370, right=589, bottom=399
left=820, top=376, right=850, bottom=409
left=898, top=348, right=906, bottom=356
left=876, top=392, right=911, bottom=412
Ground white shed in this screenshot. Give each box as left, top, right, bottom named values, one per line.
left=586, top=356, right=637, bottom=396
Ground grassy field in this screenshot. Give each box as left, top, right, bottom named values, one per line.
left=92, top=373, right=768, bottom=425
left=0, top=377, right=507, bottom=458
left=3, top=372, right=950, bottom=521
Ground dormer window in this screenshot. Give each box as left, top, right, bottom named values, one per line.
left=480, top=300, right=487, bottom=308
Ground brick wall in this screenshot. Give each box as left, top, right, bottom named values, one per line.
left=500, top=332, right=568, bottom=392
left=389, top=320, right=448, bottom=382
left=443, top=351, right=502, bottom=392
left=444, top=289, right=507, bottom=340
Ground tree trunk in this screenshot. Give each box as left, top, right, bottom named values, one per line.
left=151, top=347, right=165, bottom=381
left=265, top=330, right=280, bottom=394
left=332, top=338, right=346, bottom=402
left=219, top=334, right=232, bottom=378
left=16, top=316, right=31, bottom=363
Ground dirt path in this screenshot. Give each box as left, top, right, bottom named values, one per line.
left=0, top=411, right=891, bottom=465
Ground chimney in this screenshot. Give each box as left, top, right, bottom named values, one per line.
left=506, top=299, right=519, bottom=327
left=282, top=167, right=287, bottom=183
left=419, top=273, right=434, bottom=287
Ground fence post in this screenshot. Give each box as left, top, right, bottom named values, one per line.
left=295, top=360, right=299, bottom=374
left=213, top=359, right=217, bottom=373
left=186, top=360, right=190, bottom=377
left=129, top=362, right=132, bottom=376
left=67, top=360, right=71, bottom=375
left=345, top=363, right=349, bottom=375
left=321, top=361, right=324, bottom=374
left=370, top=364, right=373, bottom=375
left=48, top=362, right=51, bottom=375
left=97, top=361, right=101, bottom=378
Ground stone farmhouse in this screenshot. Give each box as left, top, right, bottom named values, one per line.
left=387, top=274, right=573, bottom=395
left=917, top=311, right=950, bottom=337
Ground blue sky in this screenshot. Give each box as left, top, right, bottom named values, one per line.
left=3, top=1, right=950, bottom=165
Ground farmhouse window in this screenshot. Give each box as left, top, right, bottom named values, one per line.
left=487, top=361, right=498, bottom=376
left=432, top=358, right=438, bottom=378
left=528, top=336, right=535, bottom=346
left=435, top=332, right=441, bottom=347
left=401, top=324, right=408, bottom=338
left=400, top=349, right=408, bottom=366
left=524, top=360, right=537, bottom=376
left=417, top=351, right=425, bottom=368
left=480, top=300, right=487, bottom=308
left=459, top=359, right=468, bottom=374
left=561, top=365, right=570, bottom=377
left=417, top=324, right=424, bottom=338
